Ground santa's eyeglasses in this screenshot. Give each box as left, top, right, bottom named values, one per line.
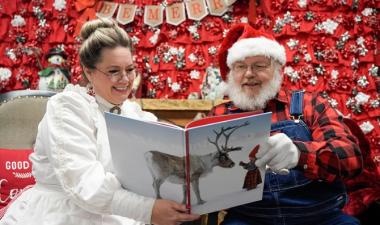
left=232, top=60, right=272, bottom=74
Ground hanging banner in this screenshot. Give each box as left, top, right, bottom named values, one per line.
left=95, top=0, right=239, bottom=26
left=116, top=4, right=136, bottom=25
left=185, top=0, right=208, bottom=21
left=144, top=5, right=164, bottom=27
left=96, top=1, right=118, bottom=19
left=166, top=2, right=186, bottom=26
left=206, top=0, right=228, bottom=16
left=224, top=0, right=237, bottom=6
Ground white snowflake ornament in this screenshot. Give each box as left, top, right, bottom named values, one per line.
left=171, top=82, right=181, bottom=92
left=357, top=76, right=369, bottom=88
left=355, top=92, right=370, bottom=105
left=53, top=0, right=66, bottom=11
left=0, top=67, right=12, bottom=82
left=190, top=70, right=200, bottom=79
left=11, top=15, right=26, bottom=27
left=359, top=121, right=374, bottom=134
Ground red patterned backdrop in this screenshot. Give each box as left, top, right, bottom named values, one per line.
left=0, top=0, right=379, bottom=215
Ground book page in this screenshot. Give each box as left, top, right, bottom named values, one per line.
left=185, top=111, right=262, bottom=129
left=186, top=112, right=272, bottom=214
left=105, top=113, right=186, bottom=203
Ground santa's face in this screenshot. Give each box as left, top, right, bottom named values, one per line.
left=227, top=56, right=283, bottom=111
left=230, top=56, right=274, bottom=96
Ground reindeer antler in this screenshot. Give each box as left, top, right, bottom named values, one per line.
left=207, top=129, right=224, bottom=152
left=208, top=121, right=250, bottom=153
left=222, top=121, right=249, bottom=152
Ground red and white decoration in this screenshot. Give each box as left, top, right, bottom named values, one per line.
left=0, top=0, right=378, bottom=215
left=0, top=149, right=35, bottom=209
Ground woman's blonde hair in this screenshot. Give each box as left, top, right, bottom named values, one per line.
left=79, top=18, right=132, bottom=71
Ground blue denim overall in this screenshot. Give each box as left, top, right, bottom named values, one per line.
left=220, top=91, right=359, bottom=225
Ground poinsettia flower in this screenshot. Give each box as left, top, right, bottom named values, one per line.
left=359, top=121, right=374, bottom=134
left=11, top=15, right=26, bottom=27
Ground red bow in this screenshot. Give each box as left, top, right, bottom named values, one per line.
left=74, top=0, right=103, bottom=37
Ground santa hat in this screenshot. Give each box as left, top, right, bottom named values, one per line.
left=46, top=47, right=67, bottom=60
left=249, top=144, right=260, bottom=159
left=218, top=23, right=286, bottom=80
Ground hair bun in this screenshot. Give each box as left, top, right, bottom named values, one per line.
left=80, top=18, right=116, bottom=40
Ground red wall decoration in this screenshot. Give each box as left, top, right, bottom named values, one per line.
left=0, top=0, right=379, bottom=215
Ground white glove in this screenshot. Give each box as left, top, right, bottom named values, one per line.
left=255, top=133, right=300, bottom=172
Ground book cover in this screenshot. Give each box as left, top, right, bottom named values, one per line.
left=105, top=111, right=272, bottom=215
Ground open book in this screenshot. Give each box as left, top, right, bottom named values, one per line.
left=105, top=111, right=272, bottom=215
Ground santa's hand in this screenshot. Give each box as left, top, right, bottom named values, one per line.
left=255, top=133, right=300, bottom=172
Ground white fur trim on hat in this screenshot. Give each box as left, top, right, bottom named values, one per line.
left=227, top=37, right=286, bottom=68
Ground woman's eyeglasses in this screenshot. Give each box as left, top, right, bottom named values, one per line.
left=94, top=66, right=136, bottom=82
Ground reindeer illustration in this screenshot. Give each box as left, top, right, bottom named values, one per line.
left=144, top=121, right=249, bottom=205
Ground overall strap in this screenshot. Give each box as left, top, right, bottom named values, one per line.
left=290, top=90, right=304, bottom=123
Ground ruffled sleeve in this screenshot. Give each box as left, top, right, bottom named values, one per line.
left=121, top=100, right=158, bottom=122
left=41, top=91, right=155, bottom=223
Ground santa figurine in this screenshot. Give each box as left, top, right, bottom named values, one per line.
left=38, top=47, right=70, bottom=92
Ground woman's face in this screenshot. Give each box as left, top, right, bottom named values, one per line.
left=85, top=46, right=135, bottom=105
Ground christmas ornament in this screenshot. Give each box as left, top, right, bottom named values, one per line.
left=38, top=47, right=70, bottom=91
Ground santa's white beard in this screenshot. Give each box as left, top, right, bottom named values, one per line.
left=226, top=69, right=283, bottom=111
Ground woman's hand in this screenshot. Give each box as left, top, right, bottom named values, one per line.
left=151, top=199, right=200, bottom=225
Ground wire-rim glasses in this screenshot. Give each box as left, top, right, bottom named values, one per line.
left=232, top=59, right=272, bottom=74
left=94, top=66, right=136, bottom=82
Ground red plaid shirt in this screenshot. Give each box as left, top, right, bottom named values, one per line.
left=209, top=90, right=363, bottom=182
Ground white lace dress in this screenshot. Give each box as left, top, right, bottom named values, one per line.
left=0, top=84, right=157, bottom=225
